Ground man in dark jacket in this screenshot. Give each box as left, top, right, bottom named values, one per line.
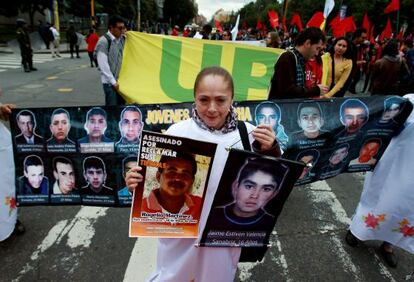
left=268, top=27, right=327, bottom=99
left=16, top=19, right=37, bottom=72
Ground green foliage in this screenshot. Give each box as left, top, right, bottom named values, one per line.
left=163, top=0, right=197, bottom=28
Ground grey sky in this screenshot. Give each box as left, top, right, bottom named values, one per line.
left=196, top=0, right=249, bottom=19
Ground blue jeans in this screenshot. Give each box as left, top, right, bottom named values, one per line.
left=103, top=83, right=125, bottom=106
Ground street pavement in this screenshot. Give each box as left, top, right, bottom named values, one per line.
left=0, top=53, right=413, bottom=282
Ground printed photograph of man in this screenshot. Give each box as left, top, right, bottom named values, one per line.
left=254, top=101, right=288, bottom=150
left=52, top=156, right=77, bottom=194
left=296, top=149, right=320, bottom=180
left=118, top=156, right=136, bottom=197
left=47, top=108, right=75, bottom=146
left=349, top=138, right=382, bottom=166
left=291, top=102, right=327, bottom=140
left=378, top=97, right=405, bottom=125
left=116, top=106, right=143, bottom=148
left=15, top=110, right=43, bottom=145
left=141, top=152, right=202, bottom=218
left=81, top=156, right=113, bottom=195
left=320, top=143, right=350, bottom=175
left=208, top=158, right=288, bottom=229
left=77, top=107, right=113, bottom=145
left=17, top=155, right=48, bottom=195
left=337, top=99, right=369, bottom=137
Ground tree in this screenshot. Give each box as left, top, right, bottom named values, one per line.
left=18, top=0, right=52, bottom=28
left=163, top=0, right=197, bottom=28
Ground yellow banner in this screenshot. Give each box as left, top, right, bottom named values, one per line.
left=119, top=32, right=284, bottom=104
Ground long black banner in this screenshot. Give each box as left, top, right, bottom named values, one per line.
left=9, top=96, right=412, bottom=206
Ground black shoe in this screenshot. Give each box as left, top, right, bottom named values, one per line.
left=12, top=220, right=25, bottom=236
left=29, top=67, right=37, bottom=71
left=345, top=230, right=361, bottom=247
left=77, top=56, right=81, bottom=58
left=380, top=243, right=397, bottom=268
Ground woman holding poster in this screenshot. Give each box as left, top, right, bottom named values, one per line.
left=126, top=66, right=281, bottom=282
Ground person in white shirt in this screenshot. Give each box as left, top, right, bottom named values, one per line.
left=49, top=24, right=61, bottom=58
left=95, top=15, right=126, bottom=105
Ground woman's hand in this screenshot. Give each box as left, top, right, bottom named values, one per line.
left=252, top=124, right=276, bottom=151
left=0, top=103, right=15, bottom=120
left=126, top=165, right=144, bottom=193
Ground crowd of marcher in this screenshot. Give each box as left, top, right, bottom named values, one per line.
left=2, top=14, right=413, bottom=281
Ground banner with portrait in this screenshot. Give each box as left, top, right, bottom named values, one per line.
left=129, top=130, right=217, bottom=238
left=199, top=149, right=304, bottom=248
left=9, top=95, right=412, bottom=207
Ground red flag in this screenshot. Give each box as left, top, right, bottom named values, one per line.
left=362, top=13, right=370, bottom=32
left=306, top=11, right=324, bottom=28
left=215, top=20, right=223, bottom=33
left=282, top=17, right=287, bottom=31
left=256, top=19, right=264, bottom=31
left=268, top=9, right=279, bottom=29
left=384, top=0, right=400, bottom=14
left=242, top=20, right=248, bottom=30
left=380, top=18, right=393, bottom=41
left=331, top=16, right=356, bottom=38
left=329, top=14, right=340, bottom=29
left=290, top=13, right=303, bottom=32
left=370, top=26, right=376, bottom=44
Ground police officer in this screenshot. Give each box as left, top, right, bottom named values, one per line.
left=16, top=19, right=37, bottom=73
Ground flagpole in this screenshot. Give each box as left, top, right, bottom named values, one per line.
left=396, top=9, right=400, bottom=37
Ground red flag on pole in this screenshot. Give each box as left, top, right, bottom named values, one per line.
left=369, top=26, right=376, bottom=44
left=384, top=0, right=400, bottom=14
left=329, top=14, right=340, bottom=29
left=268, top=9, right=279, bottom=29
left=290, top=13, right=303, bottom=32
left=306, top=11, right=324, bottom=28
left=215, top=20, right=223, bottom=33
left=331, top=16, right=356, bottom=37
left=282, top=17, right=287, bottom=31
left=256, top=19, right=264, bottom=31
left=362, top=13, right=370, bottom=31
left=380, top=18, right=393, bottom=41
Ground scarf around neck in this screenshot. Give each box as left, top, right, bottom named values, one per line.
left=191, top=104, right=238, bottom=134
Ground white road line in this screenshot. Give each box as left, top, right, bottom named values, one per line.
left=0, top=69, right=6, bottom=72
left=123, top=238, right=157, bottom=282
left=270, top=232, right=292, bottom=282
left=0, top=65, right=20, bottom=69
left=308, top=180, right=395, bottom=281
left=12, top=206, right=108, bottom=282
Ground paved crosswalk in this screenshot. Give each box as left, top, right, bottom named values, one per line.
left=3, top=172, right=414, bottom=281
left=0, top=53, right=70, bottom=72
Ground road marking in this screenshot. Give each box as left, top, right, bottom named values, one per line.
left=58, top=88, right=73, bottom=92
left=47, top=76, right=58, bottom=80
left=13, top=207, right=108, bottom=282
left=123, top=238, right=157, bottom=282
left=309, top=180, right=395, bottom=281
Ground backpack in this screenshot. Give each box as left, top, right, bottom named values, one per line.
left=93, top=33, right=112, bottom=61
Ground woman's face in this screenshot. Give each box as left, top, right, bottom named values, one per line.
left=195, top=74, right=233, bottom=129
left=334, top=39, right=348, bottom=56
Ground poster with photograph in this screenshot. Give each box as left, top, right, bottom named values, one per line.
left=199, top=149, right=304, bottom=248
left=9, top=96, right=413, bottom=207
left=129, top=130, right=217, bottom=238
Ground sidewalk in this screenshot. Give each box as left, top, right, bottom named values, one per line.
left=0, top=42, right=87, bottom=54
